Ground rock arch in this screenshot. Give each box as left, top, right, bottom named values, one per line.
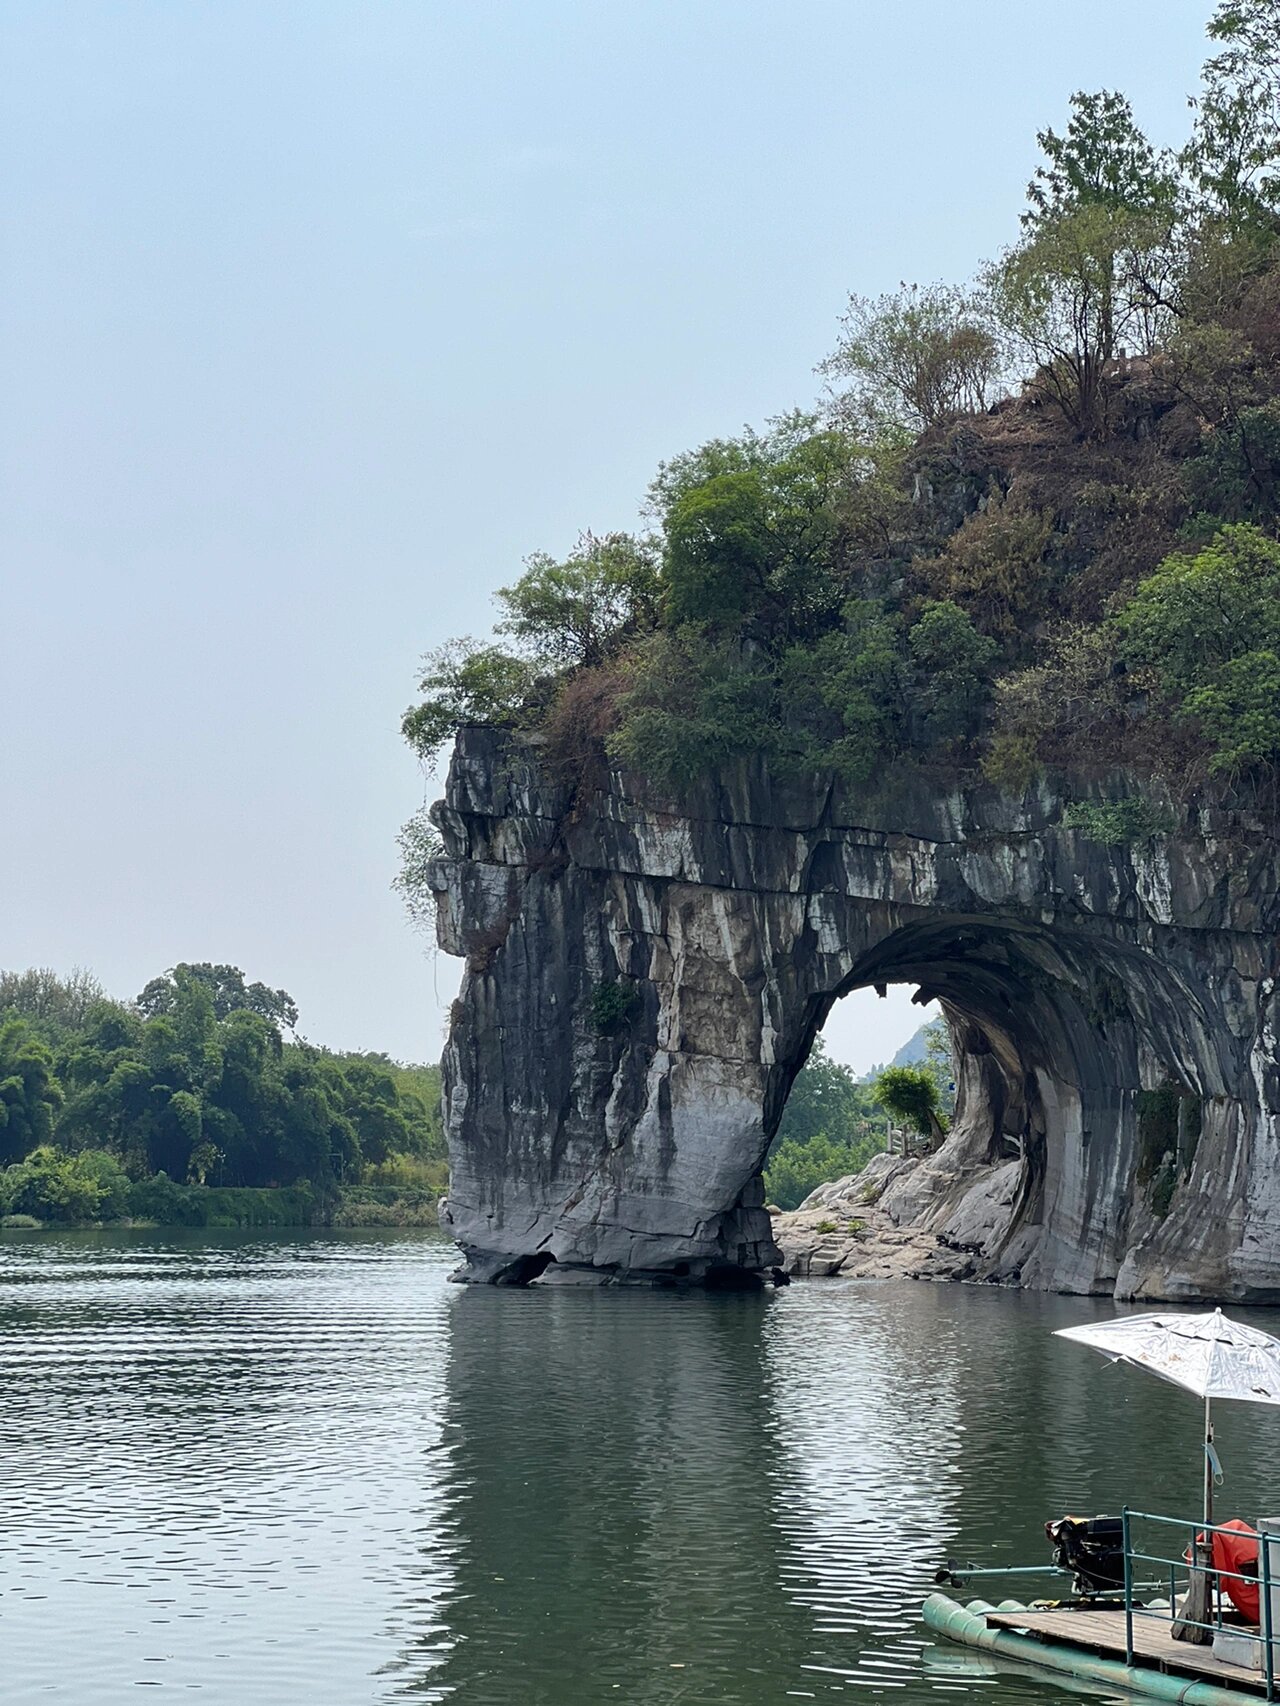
left=429, top=728, right=1280, bottom=1298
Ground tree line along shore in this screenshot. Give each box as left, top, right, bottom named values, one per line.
left=0, top=964, right=446, bottom=1230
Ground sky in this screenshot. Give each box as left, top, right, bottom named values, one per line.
left=2, top=0, right=1210, bottom=1073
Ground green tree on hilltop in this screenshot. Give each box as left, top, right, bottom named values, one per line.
left=988, top=89, right=1181, bottom=435
left=821, top=283, right=1002, bottom=435
left=656, top=416, right=853, bottom=638
left=137, top=963, right=298, bottom=1033
left=1185, top=0, right=1280, bottom=238
left=496, top=532, right=660, bottom=669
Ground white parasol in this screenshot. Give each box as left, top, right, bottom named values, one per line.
left=1055, top=1307, right=1280, bottom=1526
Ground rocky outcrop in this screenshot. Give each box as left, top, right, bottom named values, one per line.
left=429, top=727, right=1280, bottom=1299
left=772, top=1151, right=1024, bottom=1282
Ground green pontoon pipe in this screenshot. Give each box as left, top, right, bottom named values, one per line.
left=924, top=1594, right=1251, bottom=1706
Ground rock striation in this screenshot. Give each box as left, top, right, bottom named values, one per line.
left=428, top=726, right=1280, bottom=1299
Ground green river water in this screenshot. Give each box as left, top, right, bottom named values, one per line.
left=4, top=1227, right=1279, bottom=1704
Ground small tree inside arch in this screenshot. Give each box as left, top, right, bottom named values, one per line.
left=872, top=1064, right=948, bottom=1149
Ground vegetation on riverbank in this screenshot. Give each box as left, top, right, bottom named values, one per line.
left=0, top=965, right=446, bottom=1229
left=763, top=1026, right=953, bottom=1209
left=403, top=3, right=1280, bottom=823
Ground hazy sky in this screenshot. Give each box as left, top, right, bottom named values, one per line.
left=3, top=0, right=1209, bottom=1071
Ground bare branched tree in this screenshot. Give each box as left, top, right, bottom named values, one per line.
left=819, top=282, right=1005, bottom=434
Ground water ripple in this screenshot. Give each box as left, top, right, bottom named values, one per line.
left=6, top=1232, right=1280, bottom=1703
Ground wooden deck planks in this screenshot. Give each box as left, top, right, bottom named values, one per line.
left=985, top=1606, right=1270, bottom=1692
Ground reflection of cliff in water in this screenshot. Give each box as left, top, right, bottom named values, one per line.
left=415, top=1286, right=814, bottom=1705
left=760, top=1281, right=969, bottom=1689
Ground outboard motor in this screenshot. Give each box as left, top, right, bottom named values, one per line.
left=1045, top=1516, right=1127, bottom=1596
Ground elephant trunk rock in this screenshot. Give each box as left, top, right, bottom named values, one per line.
left=429, top=727, right=1280, bottom=1300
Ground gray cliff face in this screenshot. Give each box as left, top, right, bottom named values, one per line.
left=429, top=727, right=1280, bottom=1298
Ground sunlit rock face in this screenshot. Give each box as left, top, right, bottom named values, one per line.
left=429, top=726, right=1280, bottom=1299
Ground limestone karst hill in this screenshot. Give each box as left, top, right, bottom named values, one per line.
left=428, top=726, right=1280, bottom=1298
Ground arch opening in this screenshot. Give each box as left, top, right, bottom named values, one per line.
left=764, top=911, right=1226, bottom=1290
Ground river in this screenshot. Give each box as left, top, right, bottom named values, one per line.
left=3, top=1228, right=1278, bottom=1705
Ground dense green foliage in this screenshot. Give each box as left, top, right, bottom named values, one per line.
left=136, top=963, right=299, bottom=1031
left=770, top=1035, right=880, bottom=1152
left=764, top=1131, right=883, bottom=1213
left=0, top=1015, right=63, bottom=1160
left=763, top=1037, right=888, bottom=1210
left=402, top=6, right=1280, bottom=844
left=872, top=1065, right=947, bottom=1142
left=1063, top=798, right=1176, bottom=844
left=819, top=283, right=1001, bottom=434
left=920, top=1018, right=957, bottom=1118
left=0, top=966, right=445, bottom=1226
left=1117, top=524, right=1280, bottom=772
left=589, top=979, right=639, bottom=1034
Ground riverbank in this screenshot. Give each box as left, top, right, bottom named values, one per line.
left=0, top=1181, right=442, bottom=1233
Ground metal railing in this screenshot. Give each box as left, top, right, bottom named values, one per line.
left=1122, top=1507, right=1276, bottom=1697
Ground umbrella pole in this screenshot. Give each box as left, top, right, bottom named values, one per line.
left=1205, top=1395, right=1216, bottom=1629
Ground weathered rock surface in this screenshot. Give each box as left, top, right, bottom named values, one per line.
left=772, top=1151, right=1024, bottom=1282
left=429, top=726, right=1280, bottom=1298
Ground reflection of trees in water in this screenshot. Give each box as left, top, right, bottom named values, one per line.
left=2, top=1234, right=456, bottom=1498
left=1, top=1231, right=463, bottom=1703
left=412, top=1286, right=813, bottom=1705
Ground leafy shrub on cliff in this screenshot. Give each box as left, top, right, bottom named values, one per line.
left=606, top=596, right=997, bottom=788
left=394, top=806, right=444, bottom=940
left=607, top=630, right=783, bottom=782
left=402, top=642, right=537, bottom=762
left=655, top=415, right=853, bottom=638
left=777, top=602, right=908, bottom=780
left=1117, top=523, right=1280, bottom=772
left=907, top=601, right=999, bottom=748
left=497, top=533, right=661, bottom=668
left=1064, top=798, right=1175, bottom=845
left=589, top=980, right=639, bottom=1035
left=915, top=499, right=1057, bottom=648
